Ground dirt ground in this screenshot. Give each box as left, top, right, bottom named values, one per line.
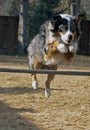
left=0, top=55, right=90, bottom=130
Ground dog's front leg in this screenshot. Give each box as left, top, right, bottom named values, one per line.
left=45, top=65, right=57, bottom=97
left=57, top=43, right=68, bottom=53
left=69, top=43, right=78, bottom=53
left=45, top=74, right=55, bottom=98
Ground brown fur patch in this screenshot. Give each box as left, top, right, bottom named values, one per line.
left=64, top=52, right=74, bottom=62
left=45, top=40, right=74, bottom=63
left=34, top=57, right=57, bottom=70
left=45, top=41, right=60, bottom=59
left=34, top=58, right=48, bottom=69
left=53, top=32, right=60, bottom=37
left=59, top=31, right=66, bottom=36
left=31, top=74, right=37, bottom=81
left=73, top=31, right=78, bottom=41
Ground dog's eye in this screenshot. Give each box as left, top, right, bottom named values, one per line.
left=71, top=23, right=76, bottom=32
left=59, top=25, right=66, bottom=32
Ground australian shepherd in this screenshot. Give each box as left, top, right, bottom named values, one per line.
left=27, top=13, right=85, bottom=97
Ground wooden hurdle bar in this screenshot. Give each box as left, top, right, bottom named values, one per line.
left=0, top=68, right=90, bottom=76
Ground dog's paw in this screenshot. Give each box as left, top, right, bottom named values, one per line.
left=57, top=44, right=68, bottom=53
left=45, top=88, right=51, bottom=98
left=32, top=81, right=38, bottom=89
left=69, top=44, right=78, bottom=53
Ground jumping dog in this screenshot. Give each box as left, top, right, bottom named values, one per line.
left=27, top=13, right=85, bottom=97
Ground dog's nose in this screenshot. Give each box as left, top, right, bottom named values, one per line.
left=68, top=35, right=73, bottom=40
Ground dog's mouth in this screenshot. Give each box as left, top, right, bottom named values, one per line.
left=65, top=39, right=72, bottom=43
left=61, top=35, right=74, bottom=44
left=62, top=38, right=72, bottom=44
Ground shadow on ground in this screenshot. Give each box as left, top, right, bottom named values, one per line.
left=0, top=87, right=44, bottom=95
left=0, top=100, right=41, bottom=130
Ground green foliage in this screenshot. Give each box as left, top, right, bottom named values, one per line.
left=6, top=0, right=69, bottom=46
left=28, top=0, right=61, bottom=41
left=6, top=0, right=20, bottom=16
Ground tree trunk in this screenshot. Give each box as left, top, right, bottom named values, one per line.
left=18, top=0, right=29, bottom=54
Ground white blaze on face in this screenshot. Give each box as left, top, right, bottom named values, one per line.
left=60, top=14, right=74, bottom=44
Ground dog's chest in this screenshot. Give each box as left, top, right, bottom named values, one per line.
left=44, top=51, right=63, bottom=65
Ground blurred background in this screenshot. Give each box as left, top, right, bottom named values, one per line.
left=0, top=0, right=90, bottom=55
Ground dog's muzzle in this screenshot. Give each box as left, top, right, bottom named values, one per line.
left=61, top=31, right=74, bottom=44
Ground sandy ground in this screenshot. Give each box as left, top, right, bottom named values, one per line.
left=0, top=56, right=90, bottom=130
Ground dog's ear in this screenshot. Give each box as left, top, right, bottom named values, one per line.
left=51, top=15, right=62, bottom=25
left=74, top=13, right=86, bottom=25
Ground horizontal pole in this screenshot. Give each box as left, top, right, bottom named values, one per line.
left=0, top=68, right=90, bottom=76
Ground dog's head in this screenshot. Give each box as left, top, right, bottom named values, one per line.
left=51, top=13, right=85, bottom=44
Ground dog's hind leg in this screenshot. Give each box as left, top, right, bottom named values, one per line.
left=45, top=65, right=57, bottom=97
left=31, top=58, right=44, bottom=89
left=31, top=74, right=38, bottom=89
